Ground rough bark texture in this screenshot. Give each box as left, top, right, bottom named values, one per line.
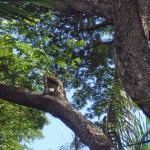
left=0, top=83, right=116, bottom=150
left=52, top=0, right=114, bottom=22
left=114, top=0, right=150, bottom=117
left=52, top=0, right=150, bottom=117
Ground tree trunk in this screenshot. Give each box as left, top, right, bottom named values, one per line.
left=50, top=0, right=150, bottom=117
left=114, top=0, right=150, bottom=117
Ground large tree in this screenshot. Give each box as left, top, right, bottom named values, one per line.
left=0, top=0, right=150, bottom=149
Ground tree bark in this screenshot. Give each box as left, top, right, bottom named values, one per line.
left=0, top=83, right=116, bottom=150
left=114, top=0, right=150, bottom=117
left=51, top=0, right=150, bottom=117
left=51, top=0, right=114, bottom=22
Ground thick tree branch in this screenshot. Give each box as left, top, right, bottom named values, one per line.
left=50, top=0, right=114, bottom=23
left=0, top=83, right=116, bottom=150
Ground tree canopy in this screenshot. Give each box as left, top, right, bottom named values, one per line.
left=0, top=1, right=150, bottom=150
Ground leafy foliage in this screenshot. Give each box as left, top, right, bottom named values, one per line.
left=127, top=117, right=150, bottom=150
left=0, top=19, right=50, bottom=149
left=0, top=0, right=61, bottom=22
left=0, top=1, right=150, bottom=150
left=0, top=100, right=48, bottom=150
left=95, top=81, right=150, bottom=150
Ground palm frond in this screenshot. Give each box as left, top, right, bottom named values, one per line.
left=101, top=80, right=148, bottom=149
left=127, top=118, right=150, bottom=150
left=0, top=1, right=61, bottom=21
left=0, top=2, right=37, bottom=22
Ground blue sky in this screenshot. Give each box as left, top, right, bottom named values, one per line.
left=29, top=116, right=73, bottom=150
left=29, top=90, right=74, bottom=150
